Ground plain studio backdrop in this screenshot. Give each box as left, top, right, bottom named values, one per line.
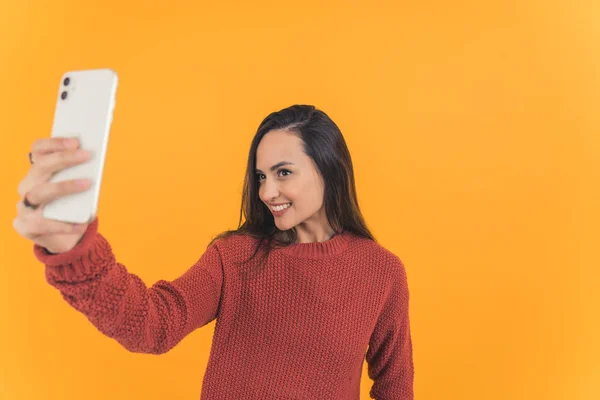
left=0, top=1, right=598, bottom=399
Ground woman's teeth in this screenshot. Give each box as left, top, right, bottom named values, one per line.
left=271, top=202, right=292, bottom=211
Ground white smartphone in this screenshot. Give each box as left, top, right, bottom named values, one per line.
left=42, top=68, right=118, bottom=224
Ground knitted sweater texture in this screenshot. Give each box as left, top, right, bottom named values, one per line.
left=33, top=217, right=414, bottom=399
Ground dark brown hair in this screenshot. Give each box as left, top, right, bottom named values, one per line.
left=208, top=104, right=376, bottom=263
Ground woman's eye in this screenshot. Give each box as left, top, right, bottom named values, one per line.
left=256, top=170, right=290, bottom=182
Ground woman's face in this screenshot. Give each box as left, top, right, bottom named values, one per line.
left=255, top=129, right=330, bottom=237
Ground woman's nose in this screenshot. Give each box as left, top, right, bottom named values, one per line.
left=260, top=178, right=279, bottom=200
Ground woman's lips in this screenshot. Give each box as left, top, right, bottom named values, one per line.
left=271, top=202, right=292, bottom=217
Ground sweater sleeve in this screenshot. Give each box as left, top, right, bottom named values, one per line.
left=366, top=259, right=414, bottom=400
left=33, top=217, right=224, bottom=355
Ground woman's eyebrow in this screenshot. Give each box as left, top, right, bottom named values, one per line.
left=255, top=161, right=295, bottom=173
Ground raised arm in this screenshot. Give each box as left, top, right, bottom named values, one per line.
left=33, top=217, right=224, bottom=355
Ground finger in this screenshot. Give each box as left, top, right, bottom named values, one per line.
left=13, top=214, right=87, bottom=238
left=30, top=137, right=80, bottom=157
left=18, top=149, right=91, bottom=198
left=31, top=148, right=92, bottom=177
left=25, top=178, right=92, bottom=208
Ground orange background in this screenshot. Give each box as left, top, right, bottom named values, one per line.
left=0, top=1, right=598, bottom=399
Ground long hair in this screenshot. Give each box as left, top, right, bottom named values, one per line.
left=208, top=104, right=376, bottom=263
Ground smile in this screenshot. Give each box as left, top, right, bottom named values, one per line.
left=270, top=202, right=292, bottom=217
left=271, top=202, right=292, bottom=211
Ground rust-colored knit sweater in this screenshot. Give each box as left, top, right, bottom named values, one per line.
left=33, top=217, right=414, bottom=399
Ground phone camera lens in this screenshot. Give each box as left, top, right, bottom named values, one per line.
left=63, top=77, right=70, bottom=86
left=61, top=91, right=68, bottom=100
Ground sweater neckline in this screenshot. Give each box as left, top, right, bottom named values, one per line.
left=277, top=229, right=351, bottom=259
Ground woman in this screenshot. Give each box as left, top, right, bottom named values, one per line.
left=14, top=104, right=414, bottom=399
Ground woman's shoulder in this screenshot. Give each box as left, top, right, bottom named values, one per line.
left=207, top=231, right=262, bottom=262
left=349, top=233, right=406, bottom=273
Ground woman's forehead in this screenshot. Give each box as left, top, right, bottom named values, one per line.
left=256, top=130, right=305, bottom=165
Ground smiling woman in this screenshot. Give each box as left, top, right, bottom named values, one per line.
left=30, top=104, right=414, bottom=399
left=210, top=104, right=376, bottom=253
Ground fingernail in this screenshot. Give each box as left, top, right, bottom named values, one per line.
left=64, top=138, right=78, bottom=148
left=77, top=150, right=91, bottom=159
left=76, top=179, right=91, bottom=187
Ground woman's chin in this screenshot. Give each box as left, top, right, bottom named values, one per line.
left=275, top=218, right=294, bottom=231
left=275, top=222, right=289, bottom=231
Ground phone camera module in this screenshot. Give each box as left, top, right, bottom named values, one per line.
left=61, top=91, right=68, bottom=100
left=63, top=77, right=70, bottom=86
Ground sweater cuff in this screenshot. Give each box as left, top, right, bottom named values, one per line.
left=33, top=217, right=116, bottom=282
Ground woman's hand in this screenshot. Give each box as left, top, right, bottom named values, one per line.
left=13, top=137, right=94, bottom=254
